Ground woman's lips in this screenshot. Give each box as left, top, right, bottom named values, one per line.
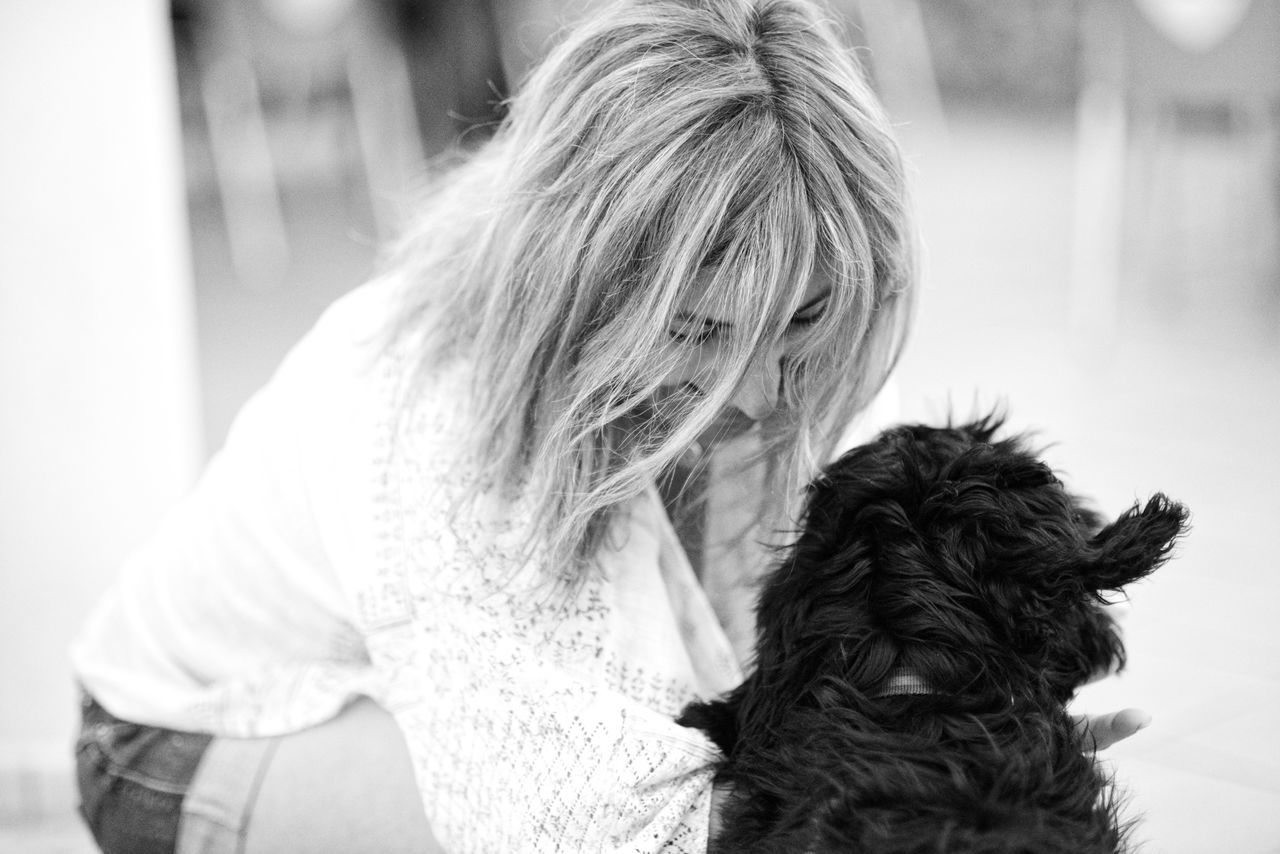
left=696, top=406, right=759, bottom=449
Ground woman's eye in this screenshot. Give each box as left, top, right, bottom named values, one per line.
left=668, top=326, right=717, bottom=346
left=789, top=308, right=825, bottom=329
left=786, top=292, right=830, bottom=331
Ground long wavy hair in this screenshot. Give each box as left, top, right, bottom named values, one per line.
left=386, top=0, right=916, bottom=581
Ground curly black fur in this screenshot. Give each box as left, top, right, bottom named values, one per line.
left=678, top=415, right=1189, bottom=853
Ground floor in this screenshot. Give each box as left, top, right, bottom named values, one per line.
left=4, top=100, right=1278, bottom=854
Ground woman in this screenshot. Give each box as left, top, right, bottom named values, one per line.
left=72, top=1, right=1143, bottom=851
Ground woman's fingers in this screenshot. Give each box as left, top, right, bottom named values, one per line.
left=1075, top=708, right=1153, bottom=751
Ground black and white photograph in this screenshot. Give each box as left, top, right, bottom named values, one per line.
left=2, top=1, right=1278, bottom=851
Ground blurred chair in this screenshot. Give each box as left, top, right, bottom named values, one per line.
left=1072, top=0, right=1280, bottom=339
left=180, top=0, right=426, bottom=287
left=393, top=0, right=509, bottom=147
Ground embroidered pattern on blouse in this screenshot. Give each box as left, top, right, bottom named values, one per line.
left=356, top=346, right=726, bottom=853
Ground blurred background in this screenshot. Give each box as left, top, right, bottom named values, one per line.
left=2, top=0, right=1277, bottom=850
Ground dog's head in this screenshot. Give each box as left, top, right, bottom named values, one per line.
left=749, top=414, right=1188, bottom=717
left=683, top=415, right=1189, bottom=852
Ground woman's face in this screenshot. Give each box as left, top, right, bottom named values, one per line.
left=655, top=269, right=831, bottom=453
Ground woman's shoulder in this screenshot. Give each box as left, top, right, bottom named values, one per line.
left=203, top=274, right=476, bottom=522
left=249, top=273, right=468, bottom=428
left=275, top=274, right=401, bottom=387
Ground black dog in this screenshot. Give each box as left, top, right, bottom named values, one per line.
left=679, top=416, right=1188, bottom=853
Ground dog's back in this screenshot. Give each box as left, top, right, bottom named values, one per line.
left=680, top=416, right=1188, bottom=853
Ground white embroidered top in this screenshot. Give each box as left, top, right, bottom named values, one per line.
left=71, top=275, right=757, bottom=853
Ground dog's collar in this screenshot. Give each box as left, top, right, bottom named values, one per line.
left=872, top=673, right=1019, bottom=706
left=872, top=671, right=933, bottom=698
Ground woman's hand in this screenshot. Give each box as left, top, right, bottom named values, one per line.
left=1074, top=708, right=1152, bottom=751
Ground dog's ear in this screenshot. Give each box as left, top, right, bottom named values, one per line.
left=1083, top=494, right=1189, bottom=591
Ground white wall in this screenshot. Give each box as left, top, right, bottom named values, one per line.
left=0, top=0, right=202, bottom=818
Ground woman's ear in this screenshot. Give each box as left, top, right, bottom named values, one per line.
left=1085, top=494, right=1189, bottom=591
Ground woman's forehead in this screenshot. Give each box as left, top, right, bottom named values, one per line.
left=676, top=266, right=832, bottom=323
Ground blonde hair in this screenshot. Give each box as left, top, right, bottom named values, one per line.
left=388, top=0, right=915, bottom=580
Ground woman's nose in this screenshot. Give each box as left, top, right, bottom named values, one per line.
left=731, top=346, right=783, bottom=421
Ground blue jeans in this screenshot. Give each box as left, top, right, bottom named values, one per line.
left=75, top=692, right=438, bottom=853
left=75, top=692, right=212, bottom=854
left=76, top=692, right=282, bottom=854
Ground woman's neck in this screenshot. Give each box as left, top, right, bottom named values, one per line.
left=656, top=458, right=709, bottom=580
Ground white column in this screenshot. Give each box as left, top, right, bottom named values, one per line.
left=0, top=0, right=203, bottom=818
